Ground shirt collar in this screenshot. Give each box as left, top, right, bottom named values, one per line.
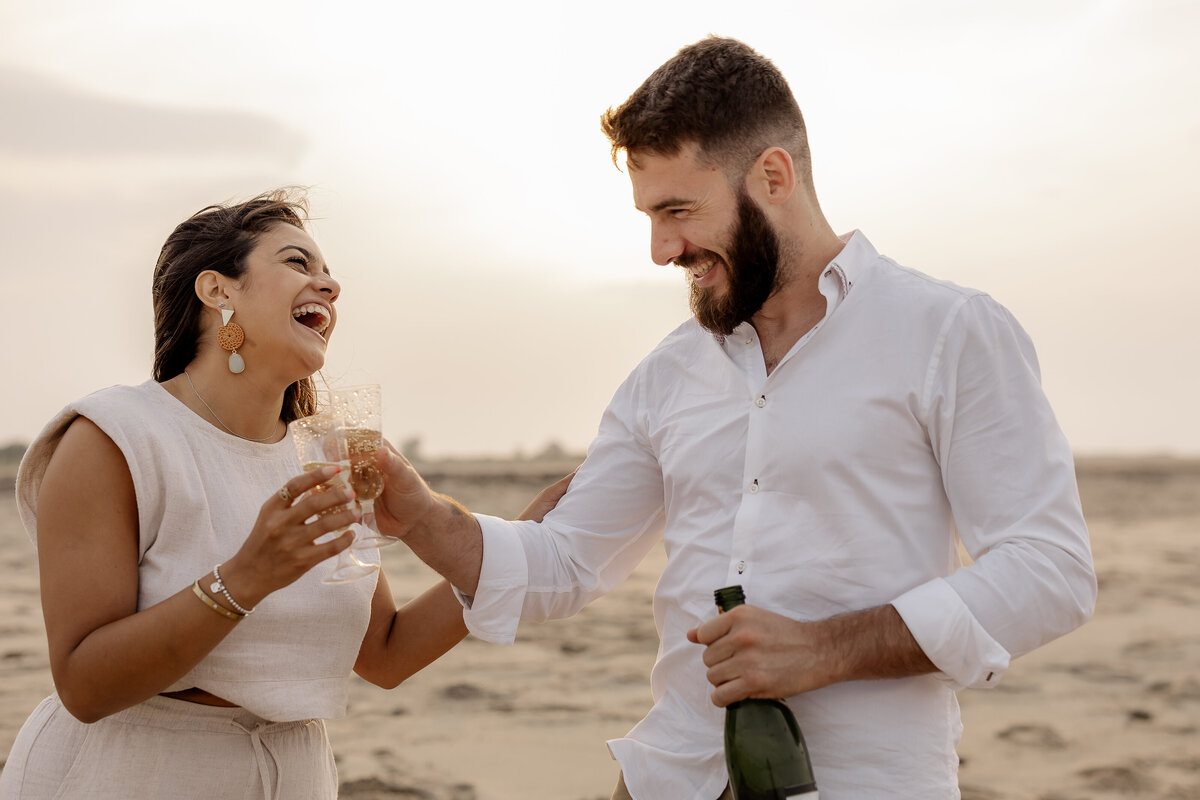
left=725, top=230, right=879, bottom=344
left=827, top=229, right=878, bottom=292
left=797, top=229, right=875, bottom=324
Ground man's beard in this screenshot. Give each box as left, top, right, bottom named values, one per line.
left=687, top=190, right=782, bottom=337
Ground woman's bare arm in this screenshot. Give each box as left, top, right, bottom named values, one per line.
left=38, top=417, right=358, bottom=722
left=354, top=470, right=576, bottom=688
left=354, top=573, right=468, bottom=689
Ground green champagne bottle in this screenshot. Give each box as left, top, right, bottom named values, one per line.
left=715, top=585, right=819, bottom=800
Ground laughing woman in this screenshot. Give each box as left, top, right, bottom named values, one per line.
left=0, top=189, right=569, bottom=799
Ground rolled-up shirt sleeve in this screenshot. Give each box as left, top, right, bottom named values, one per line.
left=454, top=515, right=531, bottom=644
left=894, top=293, right=1097, bottom=689
left=454, top=366, right=667, bottom=644
left=892, top=576, right=1011, bottom=688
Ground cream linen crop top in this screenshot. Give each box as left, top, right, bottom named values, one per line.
left=16, top=381, right=378, bottom=722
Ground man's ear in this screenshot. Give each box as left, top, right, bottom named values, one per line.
left=749, top=147, right=796, bottom=206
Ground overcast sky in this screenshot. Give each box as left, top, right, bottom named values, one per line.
left=1, top=0, right=1196, bottom=456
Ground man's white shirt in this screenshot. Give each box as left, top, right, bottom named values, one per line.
left=458, top=231, right=1095, bottom=799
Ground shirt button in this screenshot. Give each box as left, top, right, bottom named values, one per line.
left=755, top=395, right=766, bottom=408
left=736, top=560, right=746, bottom=574
left=749, top=479, right=759, bottom=494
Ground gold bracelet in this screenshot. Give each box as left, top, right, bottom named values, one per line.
left=192, top=580, right=244, bottom=621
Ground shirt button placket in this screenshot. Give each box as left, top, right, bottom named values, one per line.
left=732, top=481, right=759, bottom=580
left=733, top=367, right=765, bottom=585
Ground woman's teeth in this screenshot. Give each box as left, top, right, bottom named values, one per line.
left=292, top=304, right=330, bottom=334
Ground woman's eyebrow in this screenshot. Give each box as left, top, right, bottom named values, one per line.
left=276, top=245, right=331, bottom=276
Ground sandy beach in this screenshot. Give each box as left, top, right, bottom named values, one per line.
left=1, top=455, right=1197, bottom=799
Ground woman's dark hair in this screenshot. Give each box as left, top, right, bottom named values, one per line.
left=151, top=187, right=317, bottom=422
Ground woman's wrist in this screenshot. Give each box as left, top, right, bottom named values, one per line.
left=205, top=559, right=269, bottom=612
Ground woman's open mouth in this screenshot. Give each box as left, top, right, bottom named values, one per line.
left=292, top=303, right=331, bottom=337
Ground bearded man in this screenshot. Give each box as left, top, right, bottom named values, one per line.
left=377, top=36, right=1096, bottom=800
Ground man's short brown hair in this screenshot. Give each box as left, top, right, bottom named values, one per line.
left=600, top=36, right=811, bottom=185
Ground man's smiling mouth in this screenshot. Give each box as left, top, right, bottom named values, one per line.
left=687, top=259, right=715, bottom=280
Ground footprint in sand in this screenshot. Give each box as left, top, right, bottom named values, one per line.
left=1148, top=677, right=1200, bottom=702
left=1166, top=756, right=1200, bottom=773
left=339, top=775, right=474, bottom=798
left=1078, top=764, right=1158, bottom=794
left=1121, top=638, right=1189, bottom=661
left=439, top=683, right=492, bottom=701
left=996, top=723, right=1067, bottom=749
left=1054, top=662, right=1140, bottom=684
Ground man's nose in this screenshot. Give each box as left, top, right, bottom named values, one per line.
left=650, top=221, right=684, bottom=267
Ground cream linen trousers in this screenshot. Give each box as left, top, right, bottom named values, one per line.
left=0, top=694, right=337, bottom=799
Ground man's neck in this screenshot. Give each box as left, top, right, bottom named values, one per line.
left=750, top=228, right=846, bottom=374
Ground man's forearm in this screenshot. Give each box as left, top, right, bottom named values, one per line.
left=823, top=604, right=936, bottom=683
left=402, top=493, right=485, bottom=596
left=376, top=447, right=486, bottom=595
left=691, top=600, right=939, bottom=704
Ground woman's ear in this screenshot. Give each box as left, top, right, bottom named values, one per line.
left=194, top=270, right=229, bottom=310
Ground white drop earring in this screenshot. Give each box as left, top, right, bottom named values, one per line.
left=217, top=301, right=246, bottom=374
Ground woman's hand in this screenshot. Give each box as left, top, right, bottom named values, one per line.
left=517, top=470, right=577, bottom=522
left=217, top=465, right=360, bottom=608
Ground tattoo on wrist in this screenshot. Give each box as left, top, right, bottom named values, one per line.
left=440, top=493, right=472, bottom=520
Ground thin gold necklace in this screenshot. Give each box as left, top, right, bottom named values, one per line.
left=183, top=371, right=281, bottom=443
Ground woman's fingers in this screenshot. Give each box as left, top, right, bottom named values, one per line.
left=308, top=527, right=356, bottom=561
left=277, top=464, right=342, bottom=508
left=303, top=505, right=361, bottom=543
left=288, top=483, right=357, bottom=526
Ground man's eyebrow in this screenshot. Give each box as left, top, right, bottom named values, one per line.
left=644, top=197, right=694, bottom=214
left=276, top=245, right=331, bottom=276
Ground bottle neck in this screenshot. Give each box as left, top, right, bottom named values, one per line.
left=714, top=585, right=746, bottom=613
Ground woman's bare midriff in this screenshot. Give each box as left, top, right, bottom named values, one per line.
left=160, top=688, right=238, bottom=707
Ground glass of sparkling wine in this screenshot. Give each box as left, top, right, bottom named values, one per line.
left=329, top=384, right=398, bottom=548
left=290, top=410, right=379, bottom=584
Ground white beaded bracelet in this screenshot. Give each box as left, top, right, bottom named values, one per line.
left=210, top=563, right=255, bottom=616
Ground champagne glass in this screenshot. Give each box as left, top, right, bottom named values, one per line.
left=329, top=384, right=399, bottom=548
left=290, top=410, right=379, bottom=583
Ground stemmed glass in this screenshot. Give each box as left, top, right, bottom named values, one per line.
left=290, top=410, right=380, bottom=584
left=329, top=384, right=399, bottom=549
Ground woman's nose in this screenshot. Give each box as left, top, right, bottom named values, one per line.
left=316, top=274, right=340, bottom=300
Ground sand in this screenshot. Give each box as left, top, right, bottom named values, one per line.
left=1, top=456, right=1198, bottom=799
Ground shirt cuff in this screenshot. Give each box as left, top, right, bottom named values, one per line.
left=449, top=514, right=530, bottom=645
left=891, top=577, right=1011, bottom=689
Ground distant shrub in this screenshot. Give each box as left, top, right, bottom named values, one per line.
left=0, top=442, right=27, bottom=465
